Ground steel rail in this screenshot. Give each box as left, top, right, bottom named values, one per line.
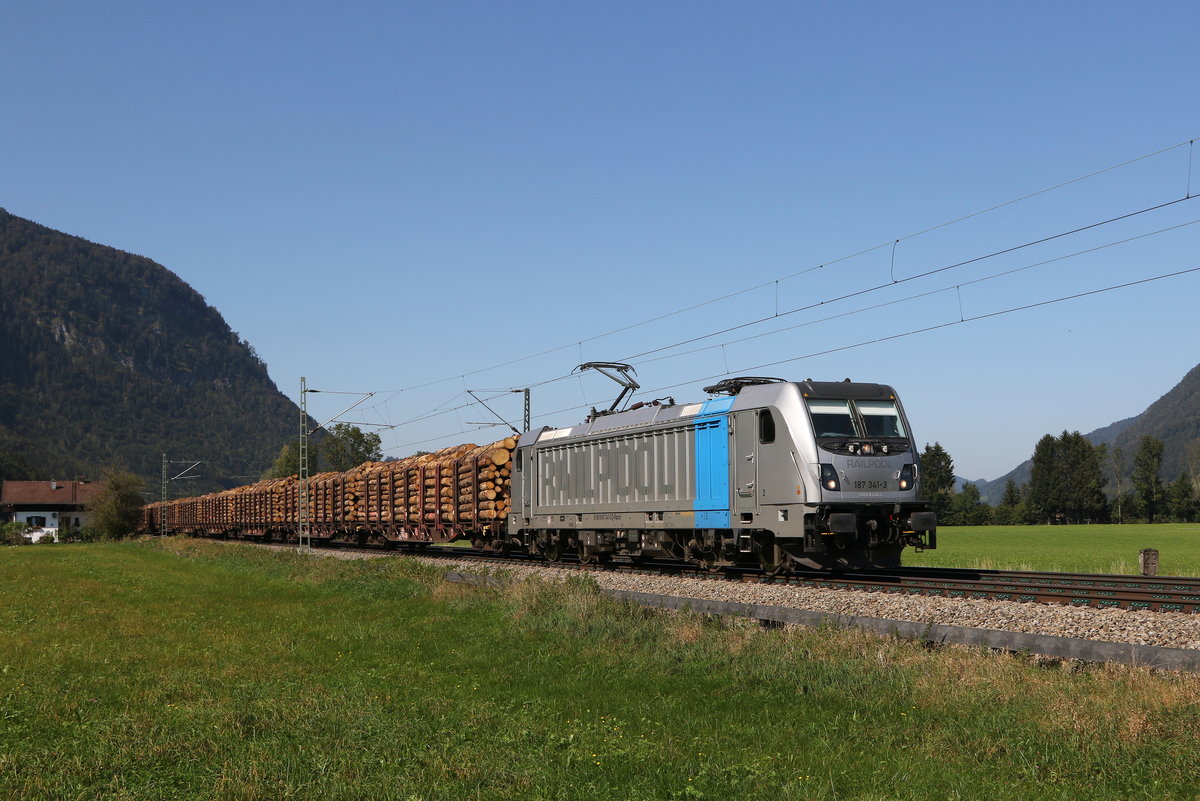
left=225, top=535, right=1200, bottom=613
left=396, top=544, right=1200, bottom=613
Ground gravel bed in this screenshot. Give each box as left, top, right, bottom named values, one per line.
left=408, top=556, right=1200, bottom=651
left=249, top=543, right=1200, bottom=651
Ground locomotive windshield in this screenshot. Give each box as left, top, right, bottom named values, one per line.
left=857, top=400, right=906, bottom=438
left=806, top=400, right=858, bottom=437
left=805, top=398, right=907, bottom=439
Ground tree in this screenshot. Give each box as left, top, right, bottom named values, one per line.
left=321, top=424, right=382, bottom=472
left=1, top=520, right=29, bottom=546
left=1132, top=436, right=1165, bottom=523
left=1165, top=473, right=1197, bottom=523
left=1027, top=434, right=1062, bottom=523
left=1106, top=444, right=1126, bottom=523
left=0, top=447, right=33, bottom=484
left=1119, top=489, right=1144, bottom=522
left=993, top=479, right=1029, bottom=525
left=262, top=441, right=313, bottom=479
left=1186, top=439, right=1200, bottom=492
left=1027, top=431, right=1107, bottom=523
left=949, top=482, right=992, bottom=526
left=1058, top=431, right=1107, bottom=523
left=920, top=443, right=955, bottom=524
left=85, top=470, right=145, bottom=540
left=999, top=479, right=1019, bottom=507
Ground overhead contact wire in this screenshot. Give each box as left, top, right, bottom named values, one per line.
left=617, top=195, right=1198, bottom=364
left=392, top=264, right=1200, bottom=449
left=359, top=137, right=1200, bottom=400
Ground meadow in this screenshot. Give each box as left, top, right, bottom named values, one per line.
left=905, top=524, right=1200, bottom=576
left=0, top=538, right=1198, bottom=800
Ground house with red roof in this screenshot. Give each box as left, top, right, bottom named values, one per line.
left=0, top=480, right=104, bottom=542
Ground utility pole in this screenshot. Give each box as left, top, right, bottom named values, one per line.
left=514, top=387, right=531, bottom=432
left=299, top=376, right=311, bottom=551
left=297, top=378, right=374, bottom=552
left=160, top=454, right=202, bottom=536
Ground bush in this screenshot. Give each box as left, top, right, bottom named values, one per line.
left=69, top=526, right=104, bottom=543
left=1, top=521, right=30, bottom=546
left=85, top=470, right=145, bottom=540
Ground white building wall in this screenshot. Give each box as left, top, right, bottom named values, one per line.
left=11, top=509, right=89, bottom=541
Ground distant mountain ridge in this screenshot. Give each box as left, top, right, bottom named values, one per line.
left=0, top=208, right=300, bottom=490
left=969, top=365, right=1200, bottom=503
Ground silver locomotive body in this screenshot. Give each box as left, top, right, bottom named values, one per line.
left=508, top=378, right=936, bottom=571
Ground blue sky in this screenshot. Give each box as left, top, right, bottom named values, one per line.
left=3, top=1, right=1199, bottom=480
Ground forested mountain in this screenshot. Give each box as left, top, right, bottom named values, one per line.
left=973, top=364, right=1200, bottom=503
left=1107, top=364, right=1200, bottom=480
left=0, top=208, right=301, bottom=492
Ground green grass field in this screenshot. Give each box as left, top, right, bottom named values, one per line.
left=2, top=538, right=1200, bottom=800
left=905, top=524, right=1200, bottom=576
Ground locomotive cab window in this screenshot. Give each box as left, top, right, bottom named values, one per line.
left=858, top=400, right=906, bottom=438
left=805, top=399, right=857, bottom=438
left=759, top=409, right=776, bottom=444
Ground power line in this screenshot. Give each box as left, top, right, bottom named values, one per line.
left=619, top=195, right=1198, bottom=365
left=414, top=193, right=1200, bottom=412
left=332, top=138, right=1200, bottom=454
left=386, top=264, right=1200, bottom=452
left=349, top=136, right=1200, bottom=403
left=634, top=215, right=1200, bottom=367
left=375, top=196, right=1197, bottom=450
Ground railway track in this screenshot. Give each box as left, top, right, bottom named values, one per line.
left=303, top=539, right=1200, bottom=614
left=781, top=567, right=1200, bottom=614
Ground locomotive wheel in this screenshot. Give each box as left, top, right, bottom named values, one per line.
left=754, top=538, right=786, bottom=576
left=757, top=552, right=783, bottom=575
left=689, top=548, right=721, bottom=572
left=544, top=538, right=563, bottom=562
left=577, top=543, right=596, bottom=564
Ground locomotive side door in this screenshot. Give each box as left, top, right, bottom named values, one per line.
left=731, top=410, right=759, bottom=520
left=513, top=443, right=534, bottom=525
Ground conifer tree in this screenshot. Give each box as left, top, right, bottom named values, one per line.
left=1133, top=436, right=1165, bottom=523
left=920, top=442, right=955, bottom=523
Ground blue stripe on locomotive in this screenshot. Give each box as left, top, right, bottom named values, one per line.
left=694, top=397, right=734, bottom=528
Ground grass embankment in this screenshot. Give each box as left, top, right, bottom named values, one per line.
left=2, top=539, right=1200, bottom=800
left=905, top=524, right=1200, bottom=575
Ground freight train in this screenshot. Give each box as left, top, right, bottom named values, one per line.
left=141, top=370, right=937, bottom=572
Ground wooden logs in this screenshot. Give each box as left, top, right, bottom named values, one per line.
left=147, top=435, right=519, bottom=537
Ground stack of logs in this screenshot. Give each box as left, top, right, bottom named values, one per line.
left=386, top=436, right=516, bottom=528
left=279, top=435, right=518, bottom=531
left=141, top=436, right=519, bottom=536
left=457, top=437, right=515, bottom=523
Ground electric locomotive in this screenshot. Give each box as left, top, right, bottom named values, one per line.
left=508, top=366, right=936, bottom=571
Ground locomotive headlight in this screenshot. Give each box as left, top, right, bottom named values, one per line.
left=898, top=463, right=915, bottom=491
left=820, top=464, right=841, bottom=492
